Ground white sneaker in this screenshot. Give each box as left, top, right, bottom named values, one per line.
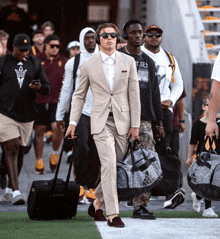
left=2, top=193, right=12, bottom=202
left=12, top=194, right=25, bottom=205
left=191, top=192, right=201, bottom=213
left=203, top=207, right=218, bottom=218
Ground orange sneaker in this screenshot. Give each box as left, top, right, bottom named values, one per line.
left=49, top=153, right=58, bottom=172
left=86, top=188, right=96, bottom=202
left=35, top=159, right=45, bottom=175
left=44, top=131, right=53, bottom=143
left=78, top=186, right=86, bottom=202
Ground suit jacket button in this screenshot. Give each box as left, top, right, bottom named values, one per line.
left=108, top=107, right=111, bottom=109
left=111, top=94, right=113, bottom=96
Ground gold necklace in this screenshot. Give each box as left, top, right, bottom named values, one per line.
left=125, top=46, right=141, bottom=56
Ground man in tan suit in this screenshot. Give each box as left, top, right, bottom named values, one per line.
left=66, top=23, right=141, bottom=227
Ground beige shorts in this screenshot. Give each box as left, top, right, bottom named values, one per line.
left=0, top=113, right=34, bottom=146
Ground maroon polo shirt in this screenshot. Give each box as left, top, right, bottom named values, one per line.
left=35, top=52, right=67, bottom=104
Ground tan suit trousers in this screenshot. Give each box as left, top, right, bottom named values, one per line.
left=93, top=116, right=128, bottom=216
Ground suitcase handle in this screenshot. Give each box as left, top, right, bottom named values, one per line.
left=51, top=135, right=76, bottom=194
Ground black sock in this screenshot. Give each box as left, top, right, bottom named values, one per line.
left=205, top=200, right=211, bottom=209
left=196, top=195, right=202, bottom=200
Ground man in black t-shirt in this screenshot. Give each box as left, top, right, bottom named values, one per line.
left=0, top=34, right=50, bottom=205
left=118, top=19, right=164, bottom=220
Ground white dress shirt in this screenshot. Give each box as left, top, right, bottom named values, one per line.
left=100, top=51, right=116, bottom=92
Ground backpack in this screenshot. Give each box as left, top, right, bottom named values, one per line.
left=72, top=53, right=80, bottom=93
left=164, top=50, right=175, bottom=83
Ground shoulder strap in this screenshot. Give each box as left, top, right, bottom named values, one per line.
left=164, top=50, right=175, bottom=83
left=29, top=55, right=41, bottom=75
left=31, top=46, right=37, bottom=56
left=0, top=54, right=8, bottom=73
left=72, top=53, right=80, bottom=93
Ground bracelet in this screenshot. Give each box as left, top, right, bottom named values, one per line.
left=179, top=120, right=185, bottom=123
left=156, top=126, right=164, bottom=129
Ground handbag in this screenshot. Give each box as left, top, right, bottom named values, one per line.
left=117, top=139, right=163, bottom=201
left=188, top=136, right=220, bottom=201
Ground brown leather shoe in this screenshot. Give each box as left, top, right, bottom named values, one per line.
left=88, top=203, right=107, bottom=221
left=107, top=216, right=125, bottom=227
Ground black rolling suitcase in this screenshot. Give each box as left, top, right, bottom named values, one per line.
left=27, top=136, right=80, bottom=220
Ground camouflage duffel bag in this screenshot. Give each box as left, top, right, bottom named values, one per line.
left=117, top=139, right=163, bottom=201
left=188, top=150, right=220, bottom=201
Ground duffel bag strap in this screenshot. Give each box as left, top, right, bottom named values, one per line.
left=200, top=135, right=216, bottom=154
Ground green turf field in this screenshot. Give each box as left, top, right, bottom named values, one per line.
left=0, top=211, right=219, bottom=239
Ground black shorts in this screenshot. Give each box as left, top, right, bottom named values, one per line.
left=34, top=103, right=57, bottom=126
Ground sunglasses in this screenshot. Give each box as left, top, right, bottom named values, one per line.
left=204, top=104, right=209, bottom=106
left=49, top=44, right=60, bottom=49
left=146, top=33, right=162, bottom=38
left=100, top=33, right=118, bottom=39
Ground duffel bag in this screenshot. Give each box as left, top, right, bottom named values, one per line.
left=151, top=149, right=183, bottom=196
left=188, top=137, right=220, bottom=201
left=117, top=139, right=163, bottom=201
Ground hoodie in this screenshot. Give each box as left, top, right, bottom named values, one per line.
left=56, top=27, right=99, bottom=121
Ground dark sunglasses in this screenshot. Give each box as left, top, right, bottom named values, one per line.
left=204, top=104, right=209, bottom=106
left=49, top=44, right=60, bottom=49
left=100, top=33, right=118, bottom=39
left=146, top=33, right=162, bottom=38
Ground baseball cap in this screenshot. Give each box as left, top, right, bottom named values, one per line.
left=145, top=25, right=163, bottom=34
left=67, top=41, right=80, bottom=50
left=13, top=33, right=31, bottom=50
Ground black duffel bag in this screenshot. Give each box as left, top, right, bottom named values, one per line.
left=188, top=136, right=220, bottom=201
left=117, top=139, right=163, bottom=201
left=151, top=148, right=183, bottom=196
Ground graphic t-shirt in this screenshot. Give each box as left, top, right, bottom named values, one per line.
left=190, top=118, right=220, bottom=154
left=118, top=48, right=163, bottom=122
left=0, top=54, right=50, bottom=122
left=141, top=46, right=183, bottom=110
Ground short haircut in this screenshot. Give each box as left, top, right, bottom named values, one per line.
left=202, top=95, right=210, bottom=105
left=123, top=19, right=144, bottom=34
left=44, top=34, right=60, bottom=44
left=0, top=30, right=9, bottom=39
left=41, top=21, right=55, bottom=31
left=32, top=29, right=44, bottom=37
left=97, top=23, right=119, bottom=36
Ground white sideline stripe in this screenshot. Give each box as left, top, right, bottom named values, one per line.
left=96, top=218, right=220, bottom=239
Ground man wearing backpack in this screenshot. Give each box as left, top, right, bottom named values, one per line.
left=0, top=33, right=50, bottom=205
left=142, top=25, right=185, bottom=209
left=56, top=27, right=100, bottom=203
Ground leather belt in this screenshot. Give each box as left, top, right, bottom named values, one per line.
left=109, top=112, right=113, bottom=117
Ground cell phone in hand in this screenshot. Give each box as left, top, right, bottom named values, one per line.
left=31, top=79, right=41, bottom=85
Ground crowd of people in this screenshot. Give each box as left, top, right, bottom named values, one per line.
left=0, top=0, right=219, bottom=228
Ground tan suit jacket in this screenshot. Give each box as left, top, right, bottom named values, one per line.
left=70, top=51, right=141, bottom=135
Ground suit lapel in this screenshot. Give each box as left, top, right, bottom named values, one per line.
left=94, top=52, right=111, bottom=92
left=112, top=51, right=123, bottom=92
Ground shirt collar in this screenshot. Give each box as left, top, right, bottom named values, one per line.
left=100, top=50, right=116, bottom=62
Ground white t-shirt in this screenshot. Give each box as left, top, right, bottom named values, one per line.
left=211, top=51, right=220, bottom=82
left=141, top=46, right=183, bottom=110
